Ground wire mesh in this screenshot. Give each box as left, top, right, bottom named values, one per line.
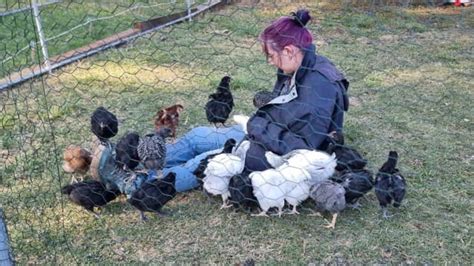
left=0, top=0, right=473, bottom=263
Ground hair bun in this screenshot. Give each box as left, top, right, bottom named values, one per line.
left=290, top=9, right=311, bottom=27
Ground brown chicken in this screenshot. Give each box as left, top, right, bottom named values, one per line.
left=62, top=145, right=92, bottom=183
left=153, top=104, right=184, bottom=139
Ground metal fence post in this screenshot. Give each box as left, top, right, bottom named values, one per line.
left=31, top=0, right=52, bottom=73
left=185, top=0, right=192, bottom=22
left=0, top=208, right=14, bottom=266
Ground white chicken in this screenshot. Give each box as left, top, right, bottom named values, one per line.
left=250, top=164, right=311, bottom=216
left=249, top=169, right=286, bottom=217
left=265, top=149, right=337, bottom=186
left=232, top=139, right=250, bottom=162
left=203, top=153, right=244, bottom=209
left=232, top=114, right=249, bottom=134
left=279, top=164, right=312, bottom=214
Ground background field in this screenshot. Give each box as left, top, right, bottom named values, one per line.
left=0, top=0, right=473, bottom=264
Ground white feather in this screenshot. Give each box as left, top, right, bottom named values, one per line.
left=250, top=164, right=311, bottom=214
left=250, top=169, right=286, bottom=213
left=233, top=115, right=249, bottom=134
left=203, top=153, right=244, bottom=198
left=278, top=164, right=312, bottom=208
left=232, top=140, right=250, bottom=161
left=265, top=151, right=285, bottom=168
left=266, top=149, right=337, bottom=185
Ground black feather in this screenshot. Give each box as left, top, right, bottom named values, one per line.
left=228, top=170, right=257, bottom=211
left=326, top=132, right=367, bottom=171
left=62, top=180, right=120, bottom=213
left=115, top=132, right=140, bottom=171
left=128, top=172, right=177, bottom=216
left=375, top=151, right=407, bottom=208
left=253, top=90, right=276, bottom=108
left=205, top=76, right=234, bottom=125
left=90, top=107, right=118, bottom=143
left=193, top=138, right=237, bottom=186
left=331, top=169, right=374, bottom=204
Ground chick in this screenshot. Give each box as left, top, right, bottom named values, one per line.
left=375, top=151, right=406, bottom=218
left=331, top=169, right=374, bottom=208
left=309, top=180, right=346, bottom=229
left=203, top=153, right=244, bottom=209
left=228, top=170, right=257, bottom=211
left=90, top=107, right=118, bottom=144
left=326, top=131, right=367, bottom=172
left=253, top=90, right=276, bottom=108
left=128, top=172, right=177, bottom=221
left=265, top=149, right=337, bottom=186
left=61, top=180, right=120, bottom=218
left=154, top=104, right=184, bottom=139
left=249, top=169, right=286, bottom=217
left=115, top=132, right=140, bottom=171
left=62, top=145, right=92, bottom=183
left=249, top=165, right=311, bottom=217
left=137, top=128, right=172, bottom=174
left=194, top=138, right=237, bottom=187
left=205, top=76, right=234, bottom=127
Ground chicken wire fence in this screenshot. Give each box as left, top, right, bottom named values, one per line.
left=0, top=0, right=472, bottom=264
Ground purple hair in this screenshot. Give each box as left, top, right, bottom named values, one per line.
left=260, top=9, right=313, bottom=55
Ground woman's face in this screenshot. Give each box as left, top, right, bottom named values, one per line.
left=264, top=44, right=301, bottom=74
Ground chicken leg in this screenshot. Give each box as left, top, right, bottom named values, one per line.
left=308, top=210, right=323, bottom=217
left=139, top=211, right=148, bottom=222
left=323, top=213, right=338, bottom=229
left=251, top=210, right=269, bottom=217
left=70, top=174, right=79, bottom=184
left=286, top=205, right=300, bottom=215
left=220, top=194, right=232, bottom=209
left=381, top=207, right=393, bottom=219
left=85, top=209, right=101, bottom=219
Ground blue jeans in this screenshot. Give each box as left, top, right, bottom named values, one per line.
left=163, top=125, right=245, bottom=192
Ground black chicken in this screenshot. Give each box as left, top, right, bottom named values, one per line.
left=115, top=132, right=140, bottom=171
left=91, top=107, right=119, bottom=144
left=331, top=169, right=374, bottom=208
left=137, top=128, right=172, bottom=171
left=205, top=76, right=234, bottom=126
left=326, top=131, right=367, bottom=172
left=128, top=172, right=177, bottom=221
left=193, top=138, right=237, bottom=187
left=253, top=90, right=276, bottom=109
left=228, top=170, right=257, bottom=211
left=375, top=151, right=406, bottom=219
left=61, top=180, right=120, bottom=218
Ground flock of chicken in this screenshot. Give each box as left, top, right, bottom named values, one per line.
left=61, top=76, right=407, bottom=228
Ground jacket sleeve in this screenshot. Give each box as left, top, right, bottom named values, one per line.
left=247, top=115, right=307, bottom=156
left=247, top=79, right=338, bottom=155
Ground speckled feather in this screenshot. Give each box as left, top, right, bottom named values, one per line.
left=310, top=180, right=346, bottom=214
left=137, top=129, right=170, bottom=170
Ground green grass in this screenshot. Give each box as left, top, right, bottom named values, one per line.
left=1, top=1, right=473, bottom=264
left=0, top=0, right=206, bottom=77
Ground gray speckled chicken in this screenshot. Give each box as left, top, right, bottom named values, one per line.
left=137, top=128, right=172, bottom=171
left=253, top=90, right=277, bottom=108
left=309, top=180, right=346, bottom=229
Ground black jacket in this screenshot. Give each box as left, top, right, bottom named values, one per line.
left=245, top=44, right=349, bottom=171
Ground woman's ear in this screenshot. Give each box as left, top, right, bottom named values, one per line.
left=283, top=45, right=297, bottom=59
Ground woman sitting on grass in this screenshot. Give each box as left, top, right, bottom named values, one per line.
left=163, top=9, right=349, bottom=191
